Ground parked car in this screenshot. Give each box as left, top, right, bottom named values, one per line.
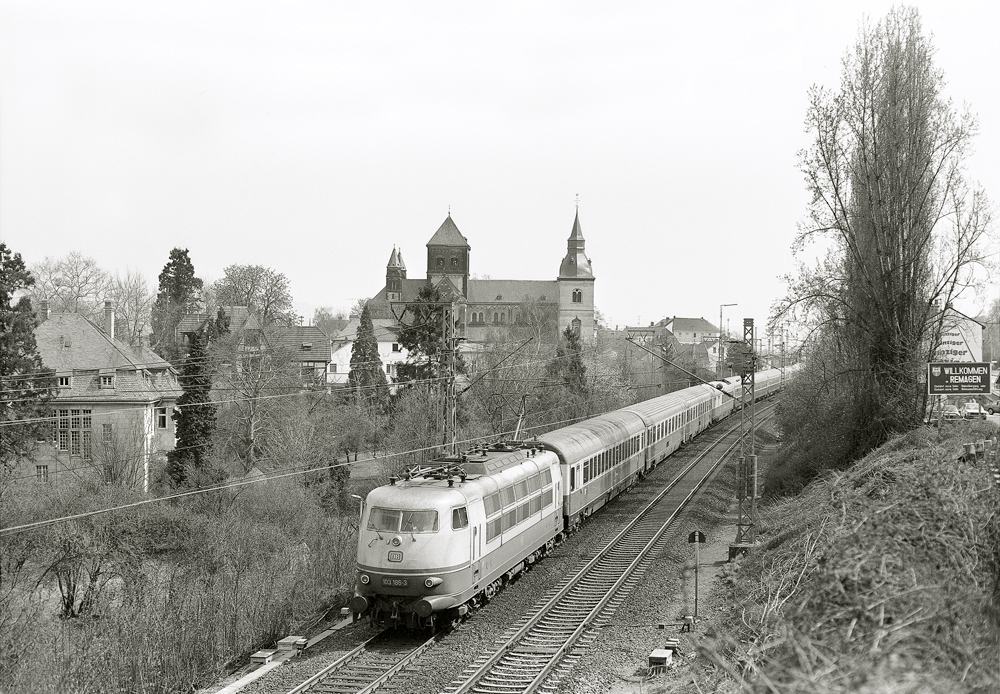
left=985, top=399, right=1000, bottom=415
left=961, top=401, right=987, bottom=420
left=941, top=404, right=962, bottom=421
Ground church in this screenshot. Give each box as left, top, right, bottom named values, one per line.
left=376, top=209, right=595, bottom=341
left=328, top=210, right=595, bottom=383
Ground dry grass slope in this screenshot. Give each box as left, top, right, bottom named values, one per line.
left=701, top=423, right=1000, bottom=693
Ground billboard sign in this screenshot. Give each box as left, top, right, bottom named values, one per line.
left=927, top=362, right=991, bottom=395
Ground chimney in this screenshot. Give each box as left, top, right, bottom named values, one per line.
left=39, top=299, right=50, bottom=322
left=104, top=300, right=115, bottom=337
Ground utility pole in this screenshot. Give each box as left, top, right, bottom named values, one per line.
left=730, top=318, right=758, bottom=560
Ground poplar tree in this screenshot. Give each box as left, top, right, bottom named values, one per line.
left=0, top=244, right=57, bottom=476
left=776, top=6, right=992, bottom=472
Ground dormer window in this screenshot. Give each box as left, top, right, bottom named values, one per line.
left=58, top=376, right=71, bottom=388
left=302, top=342, right=312, bottom=351
left=100, top=375, right=114, bottom=389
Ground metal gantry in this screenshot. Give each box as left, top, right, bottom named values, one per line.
left=731, top=318, right=758, bottom=557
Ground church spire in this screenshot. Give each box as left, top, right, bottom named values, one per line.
left=559, top=209, right=593, bottom=279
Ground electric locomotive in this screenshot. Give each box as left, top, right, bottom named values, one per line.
left=351, top=443, right=562, bottom=628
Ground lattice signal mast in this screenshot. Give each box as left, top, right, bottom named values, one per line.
left=731, top=318, right=758, bottom=559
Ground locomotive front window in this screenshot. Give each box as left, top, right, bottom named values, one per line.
left=368, top=507, right=439, bottom=533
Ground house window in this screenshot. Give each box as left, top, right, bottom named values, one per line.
left=386, top=364, right=391, bottom=374
left=301, top=342, right=312, bottom=351
left=102, top=423, right=113, bottom=444
left=58, top=376, right=70, bottom=388
left=58, top=409, right=92, bottom=458
left=330, top=364, right=337, bottom=373
left=36, top=465, right=49, bottom=482
left=100, top=375, right=114, bottom=388
left=392, top=343, right=400, bottom=352
left=572, top=289, right=582, bottom=303
left=156, top=407, right=168, bottom=429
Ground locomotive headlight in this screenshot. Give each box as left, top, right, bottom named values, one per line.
left=391, top=536, right=401, bottom=547
left=424, top=577, right=443, bottom=588
left=360, top=574, right=370, bottom=585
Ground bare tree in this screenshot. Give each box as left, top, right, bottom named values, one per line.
left=213, top=265, right=294, bottom=327
left=89, top=413, right=151, bottom=490
left=775, top=6, right=993, bottom=463
left=28, top=252, right=111, bottom=320
left=108, top=269, right=154, bottom=346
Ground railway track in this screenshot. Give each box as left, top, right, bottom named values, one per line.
left=285, top=629, right=438, bottom=694
left=441, top=404, right=777, bottom=694
left=275, top=403, right=776, bottom=694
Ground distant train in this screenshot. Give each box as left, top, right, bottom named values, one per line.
left=350, top=366, right=794, bottom=628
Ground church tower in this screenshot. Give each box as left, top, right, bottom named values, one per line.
left=557, top=209, right=595, bottom=339
left=385, top=246, right=406, bottom=302
left=426, top=214, right=471, bottom=297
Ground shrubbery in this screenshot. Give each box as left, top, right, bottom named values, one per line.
left=0, top=477, right=358, bottom=693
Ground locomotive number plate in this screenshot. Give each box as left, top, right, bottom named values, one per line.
left=387, top=550, right=403, bottom=562
left=382, top=577, right=408, bottom=587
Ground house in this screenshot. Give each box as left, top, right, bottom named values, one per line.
left=661, top=317, right=725, bottom=373
left=178, top=306, right=334, bottom=387
left=31, top=300, right=182, bottom=492
left=271, top=324, right=335, bottom=386
left=330, top=302, right=408, bottom=385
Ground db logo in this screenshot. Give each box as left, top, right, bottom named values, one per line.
left=387, top=551, right=403, bottom=562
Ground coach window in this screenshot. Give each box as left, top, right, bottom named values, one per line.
left=452, top=507, right=469, bottom=530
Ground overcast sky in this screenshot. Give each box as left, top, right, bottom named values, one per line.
left=2, top=1, right=998, bottom=336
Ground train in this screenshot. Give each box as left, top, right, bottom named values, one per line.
left=350, top=366, right=795, bottom=628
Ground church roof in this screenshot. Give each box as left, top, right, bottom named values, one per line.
left=426, top=214, right=470, bottom=248
left=467, top=279, right=559, bottom=304
left=387, top=246, right=406, bottom=270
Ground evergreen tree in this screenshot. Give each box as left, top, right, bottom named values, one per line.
left=150, top=248, right=203, bottom=361
left=0, top=244, right=57, bottom=476
left=396, top=283, right=464, bottom=382
left=348, top=302, right=388, bottom=406
left=547, top=325, right=588, bottom=395
left=165, top=330, right=216, bottom=486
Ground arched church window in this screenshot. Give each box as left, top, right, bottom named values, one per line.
left=572, top=289, right=582, bottom=303
left=451, top=257, right=459, bottom=267
left=493, top=312, right=499, bottom=323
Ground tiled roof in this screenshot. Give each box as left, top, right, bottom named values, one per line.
left=36, top=313, right=181, bottom=403
left=426, top=215, right=470, bottom=248
left=668, top=317, right=719, bottom=334
left=334, top=315, right=401, bottom=344
left=271, top=325, right=332, bottom=362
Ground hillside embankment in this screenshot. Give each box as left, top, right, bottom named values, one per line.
left=686, top=421, right=1000, bottom=693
